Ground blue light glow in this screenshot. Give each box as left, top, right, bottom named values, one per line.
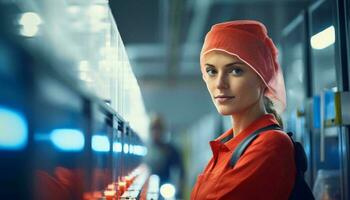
left=133, top=145, right=148, bottom=156
left=50, top=129, right=85, bottom=151
left=324, top=90, right=335, bottom=120
left=113, top=142, right=122, bottom=153
left=123, top=143, right=129, bottom=154
left=34, top=133, right=50, bottom=141
left=313, top=96, right=321, bottom=129
left=92, top=135, right=110, bottom=152
left=0, top=106, right=28, bottom=150
left=129, top=144, right=134, bottom=154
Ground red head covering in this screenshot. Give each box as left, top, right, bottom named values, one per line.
left=200, top=20, right=286, bottom=113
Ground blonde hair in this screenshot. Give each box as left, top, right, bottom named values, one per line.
left=264, top=96, right=283, bottom=128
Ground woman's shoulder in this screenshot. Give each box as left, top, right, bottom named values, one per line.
left=251, top=128, right=294, bottom=151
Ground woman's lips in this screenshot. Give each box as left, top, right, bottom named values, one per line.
left=215, top=96, right=235, bottom=103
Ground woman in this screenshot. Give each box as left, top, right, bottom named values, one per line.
left=190, top=20, right=296, bottom=200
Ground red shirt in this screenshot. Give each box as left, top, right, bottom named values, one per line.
left=190, top=114, right=296, bottom=200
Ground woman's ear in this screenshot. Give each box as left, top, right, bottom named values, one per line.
left=259, top=83, right=267, bottom=98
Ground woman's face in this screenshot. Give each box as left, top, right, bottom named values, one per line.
left=202, top=51, right=265, bottom=115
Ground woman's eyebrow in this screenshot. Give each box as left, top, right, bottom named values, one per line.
left=224, top=61, right=244, bottom=67
left=205, top=61, right=244, bottom=68
left=204, top=63, right=215, bottom=68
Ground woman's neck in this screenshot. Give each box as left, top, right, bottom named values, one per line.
left=231, top=99, right=267, bottom=137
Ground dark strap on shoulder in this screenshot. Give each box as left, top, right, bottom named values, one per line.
left=229, top=124, right=281, bottom=168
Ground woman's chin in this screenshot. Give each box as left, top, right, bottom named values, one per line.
left=217, top=108, right=235, bottom=116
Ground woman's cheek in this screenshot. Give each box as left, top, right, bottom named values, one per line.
left=235, top=81, right=257, bottom=103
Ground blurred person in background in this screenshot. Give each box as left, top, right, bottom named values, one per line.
left=190, top=20, right=296, bottom=200
left=144, top=113, right=185, bottom=199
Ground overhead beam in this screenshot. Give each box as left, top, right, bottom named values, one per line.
left=216, top=0, right=308, bottom=3
left=186, top=0, right=212, bottom=43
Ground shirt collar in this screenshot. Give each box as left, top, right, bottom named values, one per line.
left=212, top=113, right=279, bottom=151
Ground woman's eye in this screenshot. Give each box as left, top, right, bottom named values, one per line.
left=206, top=68, right=217, bottom=76
left=230, top=67, right=243, bottom=76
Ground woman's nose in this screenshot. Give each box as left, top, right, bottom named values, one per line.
left=216, top=73, right=229, bottom=89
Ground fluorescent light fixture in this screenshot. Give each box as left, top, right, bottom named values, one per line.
left=50, top=129, right=84, bottom=151
left=90, top=21, right=109, bottom=32
left=160, top=183, right=176, bottom=199
left=78, top=60, right=89, bottom=71
left=123, top=143, right=129, bottom=154
left=113, top=142, right=122, bottom=153
left=79, top=72, right=93, bottom=82
left=67, top=5, right=81, bottom=15
left=88, top=5, right=109, bottom=32
left=98, top=60, right=111, bottom=72
left=0, top=106, right=28, bottom=150
left=129, top=144, right=134, bottom=154
left=148, top=175, right=160, bottom=193
left=92, top=135, right=110, bottom=152
left=20, top=26, right=39, bottom=37
left=99, top=47, right=117, bottom=57
left=19, top=12, right=42, bottom=26
left=311, top=26, right=335, bottom=50
left=133, top=145, right=147, bottom=156
left=88, top=5, right=107, bottom=21
left=19, top=12, right=42, bottom=37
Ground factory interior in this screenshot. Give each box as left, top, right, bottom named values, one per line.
left=1, top=0, right=350, bottom=199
